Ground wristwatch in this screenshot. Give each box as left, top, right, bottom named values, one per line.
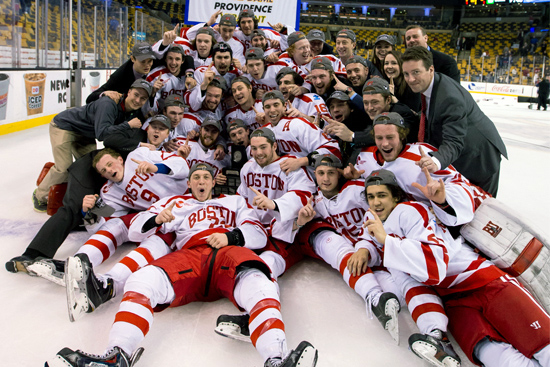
left=346, top=86, right=353, bottom=94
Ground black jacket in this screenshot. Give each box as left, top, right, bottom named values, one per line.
left=430, top=47, right=460, bottom=83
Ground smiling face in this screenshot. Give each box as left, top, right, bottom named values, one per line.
left=402, top=59, right=434, bottom=94
left=246, top=59, right=265, bottom=80
left=363, top=93, right=391, bottom=120
left=346, top=62, right=368, bottom=87
left=291, top=39, right=311, bottom=66
left=165, top=51, right=183, bottom=75
left=250, top=136, right=277, bottom=167
left=231, top=81, right=253, bottom=106
left=309, top=40, right=324, bottom=56
left=375, top=41, right=393, bottom=61
left=314, top=165, right=340, bottom=198
left=125, top=88, right=149, bottom=111
left=262, top=98, right=286, bottom=126
left=239, top=17, right=255, bottom=35
left=335, top=37, right=355, bottom=60
left=383, top=53, right=400, bottom=79
left=229, top=126, right=250, bottom=146
left=366, top=184, right=399, bottom=221
left=277, top=74, right=296, bottom=101
left=165, top=106, right=184, bottom=128
left=188, top=169, right=214, bottom=202
left=96, top=154, right=125, bottom=183
left=195, top=34, right=213, bottom=58
left=373, top=124, right=403, bottom=162
left=199, top=125, right=220, bottom=148
left=405, top=28, right=428, bottom=49
left=251, top=35, right=267, bottom=50
left=310, top=69, right=332, bottom=96
left=203, top=86, right=223, bottom=111
left=147, top=121, right=170, bottom=147
left=328, top=100, right=352, bottom=122
left=214, top=51, right=232, bottom=74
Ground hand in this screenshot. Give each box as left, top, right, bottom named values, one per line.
left=285, top=101, right=304, bottom=118
left=269, top=39, right=281, bottom=49
left=163, top=139, right=179, bottom=152
left=185, top=76, right=197, bottom=90
left=202, top=64, right=215, bottom=89
left=131, top=158, right=158, bottom=174
left=214, top=145, right=226, bottom=160
left=363, top=209, right=387, bottom=244
left=255, top=89, right=267, bottom=100
left=333, top=77, right=349, bottom=93
left=250, top=187, right=276, bottom=210
left=82, top=194, right=98, bottom=212
left=206, top=232, right=229, bottom=248
left=128, top=117, right=143, bottom=129
left=187, top=130, right=199, bottom=140
left=103, top=91, right=123, bottom=103
left=252, top=106, right=265, bottom=125
left=232, top=58, right=244, bottom=72
left=323, top=118, right=353, bottom=142
left=412, top=166, right=446, bottom=204
left=341, top=163, right=364, bottom=179
left=267, top=22, right=285, bottom=32
left=296, top=195, right=316, bottom=227
left=414, top=146, right=437, bottom=173
left=155, top=201, right=176, bottom=224
left=162, top=23, right=179, bottom=46
left=346, top=248, right=370, bottom=276
left=264, top=51, right=281, bottom=64
left=216, top=173, right=227, bottom=185
left=389, top=76, right=395, bottom=95
left=152, top=72, right=164, bottom=94
left=279, top=157, right=307, bottom=174
left=176, top=137, right=191, bottom=158
left=140, top=142, right=157, bottom=151
left=208, top=10, right=222, bottom=26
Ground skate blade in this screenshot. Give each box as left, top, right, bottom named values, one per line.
left=384, top=299, right=400, bottom=345
left=410, top=341, right=460, bottom=367
left=65, top=257, right=88, bottom=322
left=27, top=262, right=65, bottom=287
left=296, top=345, right=318, bottom=367
left=44, top=355, right=72, bottom=367
left=214, top=323, right=252, bottom=343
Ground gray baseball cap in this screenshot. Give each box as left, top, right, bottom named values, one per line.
left=362, top=77, right=391, bottom=95
left=219, top=14, right=237, bottom=27
left=375, top=34, right=396, bottom=46
left=307, top=29, right=325, bottom=42
left=336, top=29, right=356, bottom=43
left=131, top=42, right=156, bottom=61
left=164, top=94, right=187, bottom=108
left=196, top=27, right=216, bottom=38
left=201, top=117, right=222, bottom=131
left=313, top=154, right=342, bottom=169
left=245, top=47, right=264, bottom=60
left=250, top=127, right=276, bottom=143
left=276, top=67, right=303, bottom=85
left=326, top=91, right=350, bottom=106
left=148, top=114, right=171, bottom=130
left=228, top=119, right=248, bottom=132
left=311, top=57, right=333, bottom=72
left=288, top=31, right=307, bottom=47
left=130, top=79, right=153, bottom=97
left=262, top=90, right=285, bottom=104
left=345, top=55, right=369, bottom=68
left=231, top=76, right=251, bottom=87
left=166, top=44, right=185, bottom=55
left=373, top=112, right=407, bottom=128
left=189, top=162, right=216, bottom=178
left=210, top=75, right=229, bottom=93
left=364, top=169, right=399, bottom=189
left=250, top=29, right=266, bottom=40
left=238, top=8, right=255, bottom=20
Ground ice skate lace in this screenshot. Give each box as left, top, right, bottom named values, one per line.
left=76, top=347, right=118, bottom=360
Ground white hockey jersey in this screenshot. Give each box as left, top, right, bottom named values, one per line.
left=128, top=193, right=267, bottom=251
left=175, top=137, right=231, bottom=178
left=224, top=100, right=264, bottom=131
left=183, top=86, right=225, bottom=122
left=234, top=28, right=282, bottom=51
left=100, top=147, right=189, bottom=215
left=152, top=37, right=212, bottom=68
left=354, top=143, right=490, bottom=226
left=243, top=62, right=286, bottom=91
left=146, top=66, right=187, bottom=112
left=302, top=55, right=347, bottom=78
left=194, top=64, right=241, bottom=89
left=183, top=23, right=246, bottom=65
left=313, top=179, right=369, bottom=245
left=238, top=155, right=316, bottom=242
left=291, top=93, right=332, bottom=120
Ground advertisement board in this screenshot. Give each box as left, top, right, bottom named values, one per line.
left=185, top=0, right=301, bottom=30
left=461, top=81, right=537, bottom=98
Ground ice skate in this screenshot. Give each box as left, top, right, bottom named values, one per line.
left=370, top=292, right=400, bottom=344
left=408, top=329, right=461, bottom=367
left=27, top=258, right=65, bottom=286
left=214, top=313, right=251, bottom=343
left=264, top=341, right=318, bottom=367
left=45, top=346, right=144, bottom=367
left=5, top=255, right=36, bottom=274
left=65, top=253, right=114, bottom=322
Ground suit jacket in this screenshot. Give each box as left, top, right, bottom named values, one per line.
left=425, top=73, right=507, bottom=185
left=430, top=47, right=460, bottom=83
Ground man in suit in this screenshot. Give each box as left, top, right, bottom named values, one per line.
left=404, top=25, right=460, bottom=83
left=402, top=46, right=507, bottom=197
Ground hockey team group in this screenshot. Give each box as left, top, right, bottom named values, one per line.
left=6, top=8, right=550, bottom=367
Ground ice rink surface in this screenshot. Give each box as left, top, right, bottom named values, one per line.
left=0, top=95, right=549, bottom=366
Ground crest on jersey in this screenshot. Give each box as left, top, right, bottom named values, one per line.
left=482, top=220, right=502, bottom=238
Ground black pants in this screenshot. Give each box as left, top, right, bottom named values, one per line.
left=537, top=94, right=548, bottom=110
left=24, top=151, right=104, bottom=259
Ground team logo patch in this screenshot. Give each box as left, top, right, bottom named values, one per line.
left=482, top=220, right=502, bottom=238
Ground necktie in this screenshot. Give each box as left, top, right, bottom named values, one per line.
left=418, top=94, right=427, bottom=142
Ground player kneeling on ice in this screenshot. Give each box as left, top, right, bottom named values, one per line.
left=46, top=162, right=318, bottom=367
left=359, top=169, right=550, bottom=367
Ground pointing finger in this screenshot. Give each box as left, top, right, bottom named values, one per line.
left=368, top=208, right=381, bottom=221
left=419, top=146, right=429, bottom=159
left=167, top=201, right=176, bottom=211
left=131, top=158, right=142, bottom=165
left=249, top=187, right=262, bottom=196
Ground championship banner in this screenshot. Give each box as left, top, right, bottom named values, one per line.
left=184, top=0, right=301, bottom=30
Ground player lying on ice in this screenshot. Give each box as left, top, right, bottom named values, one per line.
left=46, top=162, right=318, bottom=367
left=359, top=169, right=550, bottom=367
